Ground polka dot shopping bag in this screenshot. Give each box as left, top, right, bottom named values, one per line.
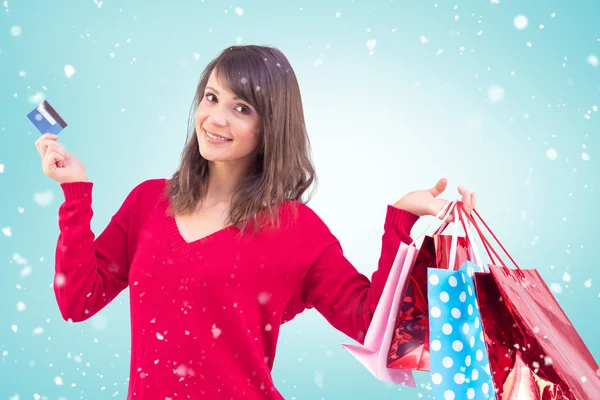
left=427, top=203, right=496, bottom=400
left=428, top=261, right=496, bottom=400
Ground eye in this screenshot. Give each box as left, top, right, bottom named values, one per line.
left=204, top=93, right=217, bottom=102
left=235, top=104, right=251, bottom=115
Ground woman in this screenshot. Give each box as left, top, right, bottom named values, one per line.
left=35, top=45, right=476, bottom=399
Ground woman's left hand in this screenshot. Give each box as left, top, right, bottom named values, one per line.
left=393, top=178, right=476, bottom=221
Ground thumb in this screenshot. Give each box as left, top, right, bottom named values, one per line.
left=429, top=177, right=448, bottom=197
left=44, top=150, right=64, bottom=175
left=54, top=151, right=66, bottom=168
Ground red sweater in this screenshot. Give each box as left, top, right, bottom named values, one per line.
left=54, top=178, right=418, bottom=399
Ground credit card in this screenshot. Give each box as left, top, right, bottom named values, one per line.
left=27, top=100, right=68, bottom=134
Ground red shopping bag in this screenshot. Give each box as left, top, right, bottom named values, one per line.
left=460, top=203, right=600, bottom=399
left=386, top=216, right=474, bottom=371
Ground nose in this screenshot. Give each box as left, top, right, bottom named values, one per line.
left=206, top=106, right=227, bottom=127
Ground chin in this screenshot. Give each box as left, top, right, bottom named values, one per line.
left=198, top=144, right=223, bottom=162
left=197, top=138, right=231, bottom=162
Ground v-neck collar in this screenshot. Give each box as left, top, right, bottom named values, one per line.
left=162, top=197, right=237, bottom=254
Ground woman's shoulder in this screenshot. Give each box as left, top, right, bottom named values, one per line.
left=122, top=178, right=169, bottom=208
left=277, top=200, right=335, bottom=237
left=270, top=201, right=340, bottom=259
left=128, top=177, right=168, bottom=196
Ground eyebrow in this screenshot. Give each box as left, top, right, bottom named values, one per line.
left=205, top=85, right=241, bottom=101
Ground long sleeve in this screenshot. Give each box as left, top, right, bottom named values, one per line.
left=54, top=181, right=138, bottom=322
left=299, top=205, right=419, bottom=343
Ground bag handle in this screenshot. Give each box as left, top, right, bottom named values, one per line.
left=410, top=200, right=456, bottom=246
left=448, top=200, right=485, bottom=272
left=456, top=203, right=501, bottom=270
left=457, top=202, right=523, bottom=272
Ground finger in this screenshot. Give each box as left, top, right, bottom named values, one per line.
left=445, top=214, right=454, bottom=223
left=36, top=138, right=59, bottom=159
left=35, top=133, right=58, bottom=152
left=43, top=143, right=63, bottom=165
left=46, top=141, right=67, bottom=155
left=55, top=152, right=66, bottom=168
left=429, top=178, right=448, bottom=197
left=35, top=133, right=58, bottom=146
left=432, top=199, right=453, bottom=221
left=40, top=140, right=67, bottom=159
left=461, top=191, right=472, bottom=214
left=56, top=152, right=66, bottom=168
left=470, top=192, right=476, bottom=212
left=39, top=133, right=58, bottom=141
left=458, top=185, right=469, bottom=196
left=43, top=149, right=64, bottom=175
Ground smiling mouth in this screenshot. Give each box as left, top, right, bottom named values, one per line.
left=203, top=129, right=232, bottom=142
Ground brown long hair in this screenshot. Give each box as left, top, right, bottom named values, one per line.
left=167, top=45, right=317, bottom=234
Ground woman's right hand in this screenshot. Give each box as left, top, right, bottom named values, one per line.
left=35, top=133, right=88, bottom=184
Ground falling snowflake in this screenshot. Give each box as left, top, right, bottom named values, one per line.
left=366, top=39, right=376, bottom=55
left=55, top=273, right=66, bottom=287
left=33, top=190, right=53, bottom=207
left=92, top=314, right=108, bottom=330
left=28, top=92, right=45, bottom=104
left=64, top=65, right=76, bottom=78
left=257, top=291, right=272, bottom=304
left=546, top=148, right=558, bottom=160
left=488, top=85, right=504, bottom=103
left=513, top=15, right=528, bottom=30
left=314, top=371, right=325, bottom=388
left=211, top=324, right=222, bottom=339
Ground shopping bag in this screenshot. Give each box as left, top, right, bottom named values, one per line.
left=428, top=261, right=497, bottom=399
left=427, top=204, right=497, bottom=399
left=342, top=201, right=456, bottom=384
left=342, top=241, right=418, bottom=386
left=386, top=230, right=473, bottom=371
left=461, top=203, right=600, bottom=399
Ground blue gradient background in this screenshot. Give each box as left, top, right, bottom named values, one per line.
left=1, top=0, right=598, bottom=398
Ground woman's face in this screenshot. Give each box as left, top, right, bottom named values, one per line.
left=195, top=70, right=263, bottom=168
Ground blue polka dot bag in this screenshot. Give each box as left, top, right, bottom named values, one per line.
left=428, top=261, right=496, bottom=400
left=427, top=204, right=496, bottom=400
